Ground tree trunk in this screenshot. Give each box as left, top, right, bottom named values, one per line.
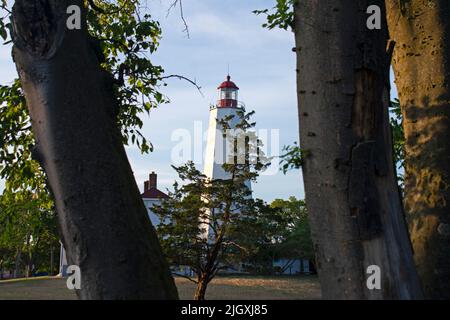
left=11, top=0, right=178, bottom=299
left=25, top=233, right=32, bottom=278
left=50, top=245, right=54, bottom=276
left=294, top=0, right=423, bottom=299
left=194, top=275, right=208, bottom=300
left=386, top=0, right=450, bottom=299
left=14, top=246, right=22, bottom=278
left=309, top=259, right=316, bottom=275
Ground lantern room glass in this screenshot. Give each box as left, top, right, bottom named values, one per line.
left=218, top=88, right=238, bottom=101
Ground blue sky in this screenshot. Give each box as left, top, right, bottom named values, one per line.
left=129, top=0, right=303, bottom=201
left=0, top=0, right=304, bottom=202
left=0, top=0, right=398, bottom=202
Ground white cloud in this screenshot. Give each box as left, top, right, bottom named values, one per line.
left=187, top=11, right=291, bottom=49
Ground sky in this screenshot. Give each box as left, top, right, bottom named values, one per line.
left=0, top=1, right=400, bottom=202
left=129, top=0, right=304, bottom=201
left=0, top=0, right=304, bottom=202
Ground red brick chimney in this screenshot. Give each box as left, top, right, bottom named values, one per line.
left=141, top=171, right=168, bottom=199
left=149, top=172, right=157, bottom=189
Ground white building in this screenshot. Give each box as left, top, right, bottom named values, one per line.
left=202, top=76, right=252, bottom=241
left=273, top=258, right=311, bottom=275
left=60, top=172, right=168, bottom=276
left=204, top=75, right=248, bottom=182
left=141, top=171, right=169, bottom=227
left=203, top=76, right=308, bottom=275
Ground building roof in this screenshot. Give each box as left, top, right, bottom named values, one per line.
left=141, top=188, right=169, bottom=199
left=217, top=75, right=239, bottom=90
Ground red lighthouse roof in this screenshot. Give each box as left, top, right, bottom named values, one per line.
left=217, top=75, right=239, bottom=90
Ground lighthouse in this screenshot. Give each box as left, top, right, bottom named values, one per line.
left=203, top=75, right=251, bottom=191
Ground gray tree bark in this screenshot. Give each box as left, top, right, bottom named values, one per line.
left=294, top=0, right=422, bottom=299
left=11, top=0, right=178, bottom=299
left=13, top=246, right=22, bottom=278
left=386, top=0, right=450, bottom=299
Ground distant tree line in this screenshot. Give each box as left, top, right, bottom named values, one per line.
left=0, top=191, right=59, bottom=279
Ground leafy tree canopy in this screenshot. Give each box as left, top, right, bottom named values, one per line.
left=253, top=0, right=295, bottom=31
left=1, top=0, right=168, bottom=196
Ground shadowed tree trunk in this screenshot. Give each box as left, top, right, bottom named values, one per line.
left=194, top=273, right=209, bottom=300
left=386, top=0, right=450, bottom=299
left=25, top=233, right=32, bottom=277
left=13, top=246, right=22, bottom=278
left=50, top=245, right=54, bottom=276
left=294, top=0, right=423, bottom=299
left=11, top=0, right=178, bottom=299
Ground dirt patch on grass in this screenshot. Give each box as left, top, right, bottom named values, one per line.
left=177, top=275, right=321, bottom=300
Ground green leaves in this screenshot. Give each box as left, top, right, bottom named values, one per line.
left=0, top=190, right=57, bottom=276
left=0, top=80, right=53, bottom=269
left=390, top=99, right=405, bottom=168
left=0, top=1, right=168, bottom=197
left=219, top=108, right=272, bottom=178
left=269, top=197, right=313, bottom=260
left=86, top=0, right=166, bottom=154
left=0, top=80, right=46, bottom=194
left=0, top=1, right=11, bottom=43
left=0, top=21, right=8, bottom=41
left=389, top=98, right=405, bottom=190
left=253, top=0, right=295, bottom=31
left=279, top=142, right=306, bottom=174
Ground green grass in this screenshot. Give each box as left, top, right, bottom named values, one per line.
left=0, top=275, right=321, bottom=300
left=0, top=277, right=77, bottom=300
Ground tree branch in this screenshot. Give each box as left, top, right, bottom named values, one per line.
left=222, top=240, right=248, bottom=253
left=173, top=272, right=198, bottom=284
left=18, top=125, right=31, bottom=132
left=87, top=0, right=131, bottom=15
left=160, top=74, right=203, bottom=96
left=1, top=3, right=11, bottom=14
left=167, top=0, right=190, bottom=38
left=97, top=38, right=131, bottom=53
left=87, top=0, right=106, bottom=13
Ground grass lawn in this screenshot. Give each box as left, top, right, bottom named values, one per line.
left=0, top=275, right=321, bottom=300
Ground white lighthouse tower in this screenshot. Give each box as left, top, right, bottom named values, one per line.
left=203, top=75, right=251, bottom=193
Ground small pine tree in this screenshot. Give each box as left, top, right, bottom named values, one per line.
left=153, top=109, right=270, bottom=300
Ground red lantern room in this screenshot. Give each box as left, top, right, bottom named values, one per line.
left=217, top=75, right=239, bottom=108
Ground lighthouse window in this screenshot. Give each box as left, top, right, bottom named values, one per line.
left=220, top=89, right=237, bottom=100
left=219, top=90, right=226, bottom=100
